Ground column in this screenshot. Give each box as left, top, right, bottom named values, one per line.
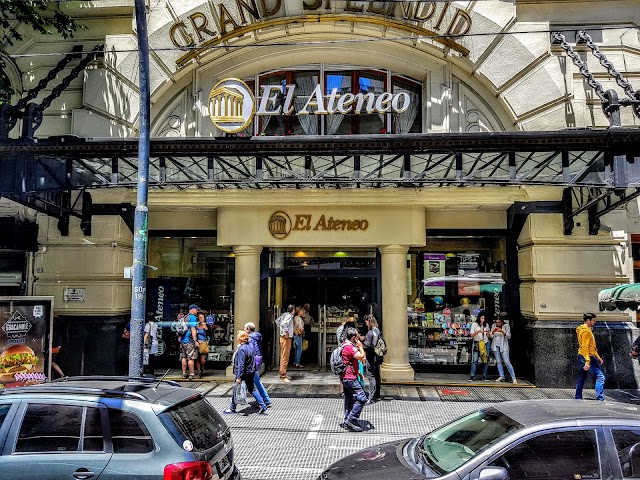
left=378, top=244, right=414, bottom=382
left=226, top=245, right=262, bottom=377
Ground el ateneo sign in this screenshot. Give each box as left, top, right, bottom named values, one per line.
left=217, top=206, right=426, bottom=247
left=208, top=78, right=412, bottom=133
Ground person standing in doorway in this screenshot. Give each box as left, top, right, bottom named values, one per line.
left=245, top=322, right=272, bottom=408
left=362, top=314, right=381, bottom=403
left=275, top=305, right=295, bottom=382
left=575, top=312, right=605, bottom=401
left=339, top=327, right=368, bottom=432
left=469, top=312, right=490, bottom=381
left=143, top=312, right=159, bottom=376
left=490, top=312, right=517, bottom=384
left=293, top=306, right=306, bottom=368
left=179, top=304, right=200, bottom=380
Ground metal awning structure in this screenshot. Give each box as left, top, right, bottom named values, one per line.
left=598, top=283, right=640, bottom=311
left=1, top=129, right=639, bottom=235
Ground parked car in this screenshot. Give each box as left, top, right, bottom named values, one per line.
left=318, top=399, right=640, bottom=480
left=0, top=376, right=241, bottom=480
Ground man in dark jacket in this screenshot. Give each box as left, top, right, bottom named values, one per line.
left=245, top=322, right=272, bottom=408
left=224, top=330, right=268, bottom=414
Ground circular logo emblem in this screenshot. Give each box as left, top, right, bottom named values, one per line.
left=268, top=211, right=291, bottom=239
left=208, top=78, right=255, bottom=134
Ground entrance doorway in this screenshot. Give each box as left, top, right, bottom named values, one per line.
left=267, top=249, right=379, bottom=368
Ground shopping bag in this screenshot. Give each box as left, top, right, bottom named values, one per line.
left=143, top=347, right=150, bottom=366
left=479, top=341, right=487, bottom=364
left=233, top=381, right=248, bottom=405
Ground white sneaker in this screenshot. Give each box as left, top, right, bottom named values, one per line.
left=496, top=377, right=505, bottom=382
left=281, top=377, right=291, bottom=383
left=512, top=379, right=518, bottom=384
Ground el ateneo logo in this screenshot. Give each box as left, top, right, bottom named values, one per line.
left=268, top=211, right=369, bottom=239
left=209, top=78, right=413, bottom=133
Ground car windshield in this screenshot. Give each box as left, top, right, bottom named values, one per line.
left=158, top=395, right=228, bottom=452
left=417, top=407, right=522, bottom=474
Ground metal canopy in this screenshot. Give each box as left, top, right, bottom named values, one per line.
left=1, top=129, right=639, bottom=235
left=598, top=283, right=640, bottom=311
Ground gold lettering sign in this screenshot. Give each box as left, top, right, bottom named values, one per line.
left=171, top=1, right=472, bottom=65
left=268, top=212, right=369, bottom=239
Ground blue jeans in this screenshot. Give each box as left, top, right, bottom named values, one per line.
left=575, top=355, right=605, bottom=401
left=253, top=371, right=271, bottom=406
left=293, top=335, right=303, bottom=365
left=494, top=347, right=516, bottom=380
left=342, top=378, right=367, bottom=422
left=470, top=342, right=489, bottom=379
left=230, top=374, right=267, bottom=410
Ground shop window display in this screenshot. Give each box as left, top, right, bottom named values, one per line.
left=407, top=237, right=506, bottom=368
left=146, top=236, right=235, bottom=367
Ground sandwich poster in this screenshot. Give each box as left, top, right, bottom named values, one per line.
left=0, top=297, right=53, bottom=389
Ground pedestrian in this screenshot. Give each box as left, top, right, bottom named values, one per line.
left=293, top=306, right=306, bottom=368
left=275, top=304, right=295, bottom=382
left=575, top=312, right=605, bottom=401
left=490, top=312, right=517, bottom=384
left=179, top=304, right=200, bottom=380
left=336, top=313, right=358, bottom=396
left=224, top=330, right=268, bottom=415
left=195, top=311, right=209, bottom=378
left=362, top=314, right=381, bottom=403
left=143, top=312, right=159, bottom=376
left=630, top=334, right=640, bottom=360
left=245, top=322, right=272, bottom=408
left=469, top=312, right=490, bottom=381
left=339, top=327, right=368, bottom=432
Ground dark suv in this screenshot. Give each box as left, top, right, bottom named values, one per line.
left=0, top=377, right=241, bottom=480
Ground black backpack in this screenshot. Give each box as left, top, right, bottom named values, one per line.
left=330, top=343, right=348, bottom=376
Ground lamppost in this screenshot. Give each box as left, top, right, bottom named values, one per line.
left=129, top=0, right=151, bottom=378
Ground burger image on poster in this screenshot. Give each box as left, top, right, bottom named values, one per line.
left=0, top=344, right=39, bottom=385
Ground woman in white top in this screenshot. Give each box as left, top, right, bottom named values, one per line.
left=490, top=312, right=517, bottom=384
left=143, top=312, right=159, bottom=375
left=469, top=312, right=490, bottom=381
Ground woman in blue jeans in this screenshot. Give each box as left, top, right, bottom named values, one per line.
left=490, top=313, right=517, bottom=384
left=293, top=306, right=306, bottom=368
left=224, top=330, right=267, bottom=415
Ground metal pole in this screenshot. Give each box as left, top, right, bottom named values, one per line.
left=129, top=0, right=151, bottom=378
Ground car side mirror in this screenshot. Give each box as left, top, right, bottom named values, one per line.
left=478, top=466, right=509, bottom=480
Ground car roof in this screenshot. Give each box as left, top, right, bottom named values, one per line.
left=0, top=376, right=200, bottom=407
left=493, top=399, right=640, bottom=426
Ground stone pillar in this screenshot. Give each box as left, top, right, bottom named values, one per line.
left=227, top=245, right=262, bottom=377
left=379, top=244, right=414, bottom=382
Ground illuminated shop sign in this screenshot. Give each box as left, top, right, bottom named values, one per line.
left=209, top=78, right=411, bottom=132
left=171, top=1, right=472, bottom=64
left=268, top=211, right=369, bottom=239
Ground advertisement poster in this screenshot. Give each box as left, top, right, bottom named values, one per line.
left=458, top=253, right=480, bottom=296
left=423, top=254, right=446, bottom=295
left=146, top=280, right=172, bottom=361
left=0, top=297, right=53, bottom=389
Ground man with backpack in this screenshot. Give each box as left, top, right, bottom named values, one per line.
left=179, top=304, right=200, bottom=379
left=275, top=305, right=295, bottom=382
left=336, top=327, right=368, bottom=432
left=362, top=314, right=382, bottom=404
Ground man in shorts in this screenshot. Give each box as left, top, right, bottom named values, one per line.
left=180, top=304, right=200, bottom=379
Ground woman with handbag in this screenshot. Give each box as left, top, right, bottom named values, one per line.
left=224, top=330, right=268, bottom=415
left=195, top=311, right=209, bottom=378
left=469, top=312, right=490, bottom=382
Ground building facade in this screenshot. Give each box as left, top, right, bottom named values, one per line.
left=1, top=0, right=640, bottom=386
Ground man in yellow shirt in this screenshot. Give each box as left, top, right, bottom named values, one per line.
left=575, top=313, right=605, bottom=401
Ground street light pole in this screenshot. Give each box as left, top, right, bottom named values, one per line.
left=129, top=0, right=151, bottom=378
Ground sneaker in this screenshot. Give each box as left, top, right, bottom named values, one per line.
left=223, top=409, right=236, bottom=414
left=188, top=374, right=196, bottom=380
left=266, top=403, right=273, bottom=408
left=344, top=420, right=363, bottom=432
left=298, top=364, right=306, bottom=368
left=496, top=377, right=505, bottom=382
left=468, top=377, right=474, bottom=382
left=513, top=379, right=518, bottom=384
left=197, top=372, right=203, bottom=379
left=482, top=377, right=488, bottom=382
left=257, top=407, right=268, bottom=415
left=339, top=421, right=350, bottom=431
left=182, top=373, right=188, bottom=379
left=281, top=377, right=291, bottom=383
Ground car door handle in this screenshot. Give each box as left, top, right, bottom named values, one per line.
left=72, top=468, right=95, bottom=479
